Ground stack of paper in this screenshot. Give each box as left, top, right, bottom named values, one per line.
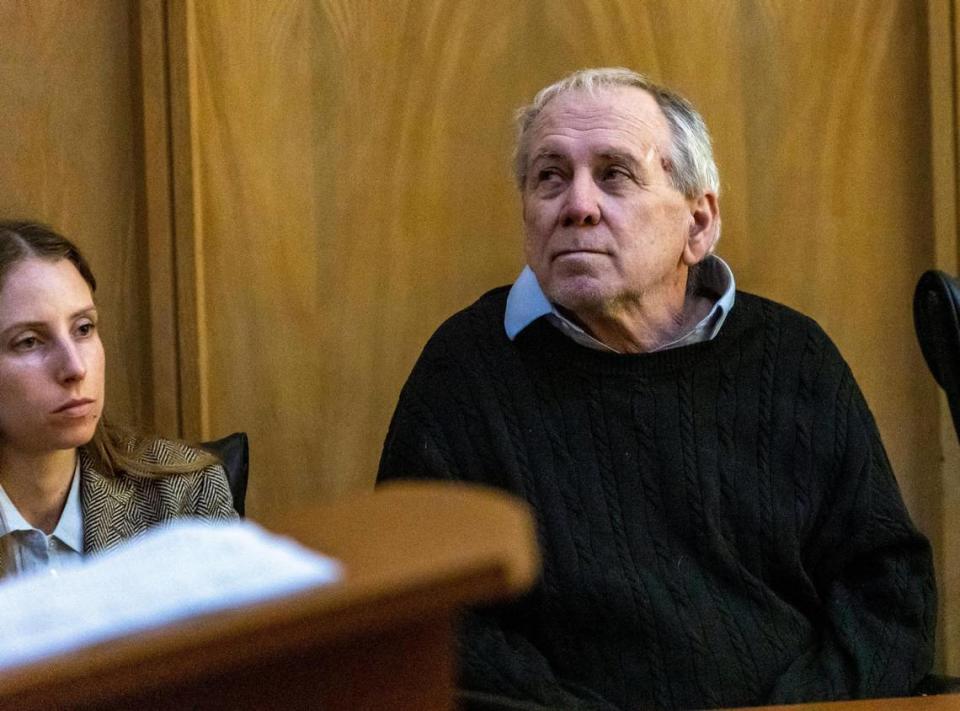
left=0, top=519, right=341, bottom=670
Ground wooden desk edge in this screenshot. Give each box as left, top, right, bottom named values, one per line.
left=722, top=692, right=960, bottom=710
left=0, top=482, right=540, bottom=709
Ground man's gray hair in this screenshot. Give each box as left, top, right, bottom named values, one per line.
left=514, top=67, right=720, bottom=199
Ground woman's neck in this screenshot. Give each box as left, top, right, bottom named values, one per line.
left=0, top=448, right=77, bottom=535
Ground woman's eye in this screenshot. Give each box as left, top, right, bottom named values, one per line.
left=12, top=336, right=39, bottom=351
left=76, top=321, right=96, bottom=337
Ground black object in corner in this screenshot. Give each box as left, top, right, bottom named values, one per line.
left=200, top=432, right=249, bottom=517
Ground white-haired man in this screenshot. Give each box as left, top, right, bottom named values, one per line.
left=378, top=68, right=935, bottom=710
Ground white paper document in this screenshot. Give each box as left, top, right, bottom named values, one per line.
left=0, top=518, right=341, bottom=670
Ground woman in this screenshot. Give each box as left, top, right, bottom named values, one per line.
left=0, top=221, right=237, bottom=577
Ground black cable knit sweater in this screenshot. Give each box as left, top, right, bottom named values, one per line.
left=378, top=287, right=936, bottom=710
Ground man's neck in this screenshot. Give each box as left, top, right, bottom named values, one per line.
left=567, top=290, right=713, bottom=354
left=0, top=448, right=77, bottom=534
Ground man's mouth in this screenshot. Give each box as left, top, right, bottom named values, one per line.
left=554, top=248, right=608, bottom=259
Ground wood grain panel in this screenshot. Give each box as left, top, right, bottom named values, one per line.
left=167, top=0, right=210, bottom=441
left=187, top=0, right=947, bottom=669
left=927, top=0, right=960, bottom=674
left=189, top=0, right=938, bottom=503
left=190, top=0, right=324, bottom=516
left=138, top=0, right=181, bottom=437
left=0, top=0, right=150, bottom=431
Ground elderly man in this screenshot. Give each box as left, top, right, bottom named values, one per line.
left=378, top=68, right=935, bottom=710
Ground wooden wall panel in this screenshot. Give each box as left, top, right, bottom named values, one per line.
left=137, top=0, right=181, bottom=436
left=189, top=0, right=939, bottom=512
left=0, top=0, right=150, bottom=431
left=927, top=0, right=960, bottom=675
left=190, top=0, right=324, bottom=515
left=187, top=0, right=949, bottom=670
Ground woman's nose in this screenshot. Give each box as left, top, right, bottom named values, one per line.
left=560, top=173, right=601, bottom=227
left=56, top=340, right=87, bottom=383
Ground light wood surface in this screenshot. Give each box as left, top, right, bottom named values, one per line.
left=138, top=0, right=184, bottom=437
left=0, top=0, right=151, bottom=431
left=927, top=0, right=960, bottom=675
left=0, top=482, right=539, bottom=711
left=728, top=692, right=960, bottom=711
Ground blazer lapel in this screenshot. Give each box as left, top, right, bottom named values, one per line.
left=80, top=449, right=137, bottom=554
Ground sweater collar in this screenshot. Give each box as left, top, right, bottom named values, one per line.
left=504, top=255, right=736, bottom=352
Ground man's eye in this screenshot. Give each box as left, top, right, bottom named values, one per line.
left=602, top=167, right=631, bottom=181
left=76, top=321, right=96, bottom=337
left=537, top=169, right=563, bottom=183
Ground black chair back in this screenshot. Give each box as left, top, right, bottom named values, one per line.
left=912, top=271, right=960, bottom=695
left=199, top=432, right=249, bottom=517
left=914, top=269, right=960, bottom=444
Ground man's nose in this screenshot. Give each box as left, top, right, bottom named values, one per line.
left=561, top=173, right=601, bottom=227
left=56, top=340, right=87, bottom=383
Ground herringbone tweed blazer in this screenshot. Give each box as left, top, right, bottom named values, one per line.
left=81, top=438, right=238, bottom=554
left=0, top=439, right=237, bottom=572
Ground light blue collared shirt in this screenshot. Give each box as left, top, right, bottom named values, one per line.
left=504, top=255, right=736, bottom=352
left=0, top=460, right=84, bottom=577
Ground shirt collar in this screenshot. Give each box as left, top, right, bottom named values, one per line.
left=504, top=254, right=736, bottom=352
left=0, top=482, right=33, bottom=536
left=0, top=458, right=84, bottom=553
left=53, top=460, right=84, bottom=552
left=504, top=265, right=553, bottom=340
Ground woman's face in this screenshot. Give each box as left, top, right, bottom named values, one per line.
left=0, top=258, right=105, bottom=458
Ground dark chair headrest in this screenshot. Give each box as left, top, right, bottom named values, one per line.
left=914, top=270, right=960, bottom=395
left=200, top=432, right=249, bottom=517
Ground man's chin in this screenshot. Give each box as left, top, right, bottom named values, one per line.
left=548, top=281, right=612, bottom=318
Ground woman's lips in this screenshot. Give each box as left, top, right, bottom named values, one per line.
left=52, top=399, right=95, bottom=417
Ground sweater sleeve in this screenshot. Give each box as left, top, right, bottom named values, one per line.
left=378, top=380, right=619, bottom=711
left=766, top=368, right=936, bottom=703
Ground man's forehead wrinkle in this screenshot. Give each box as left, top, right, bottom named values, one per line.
left=529, top=129, right=662, bottom=164
left=531, top=148, right=567, bottom=162
left=534, top=112, right=665, bottom=140
left=535, top=87, right=670, bottom=132
left=530, top=111, right=671, bottom=160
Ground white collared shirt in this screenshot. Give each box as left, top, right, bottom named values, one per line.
left=0, top=460, right=84, bottom=577
left=504, top=255, right=736, bottom=352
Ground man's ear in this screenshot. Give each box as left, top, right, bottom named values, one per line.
left=682, top=191, right=719, bottom=266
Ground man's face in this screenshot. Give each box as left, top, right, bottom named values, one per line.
left=521, top=87, right=710, bottom=319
